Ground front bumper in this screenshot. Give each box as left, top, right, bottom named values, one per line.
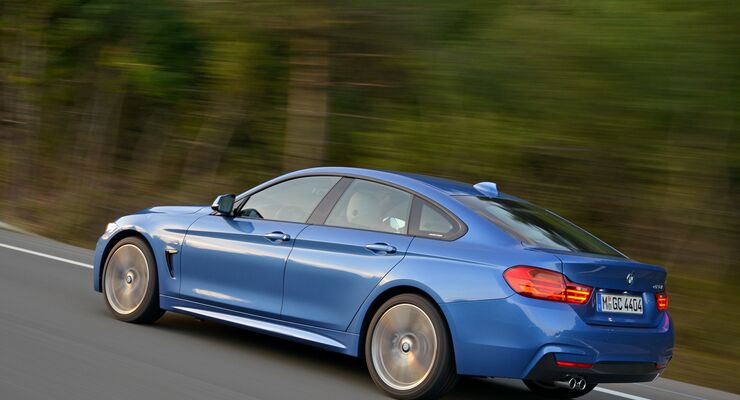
left=442, top=295, right=674, bottom=381
left=92, top=235, right=110, bottom=292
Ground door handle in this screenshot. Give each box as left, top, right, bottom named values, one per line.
left=265, top=232, right=290, bottom=243
left=365, top=243, right=397, bottom=255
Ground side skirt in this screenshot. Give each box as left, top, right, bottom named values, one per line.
left=159, top=295, right=360, bottom=356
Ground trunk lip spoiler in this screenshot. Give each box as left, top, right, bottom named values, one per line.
left=523, top=245, right=631, bottom=262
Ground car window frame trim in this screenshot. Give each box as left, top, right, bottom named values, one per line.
left=233, top=172, right=467, bottom=241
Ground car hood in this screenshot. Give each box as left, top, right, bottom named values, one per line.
left=134, top=205, right=209, bottom=215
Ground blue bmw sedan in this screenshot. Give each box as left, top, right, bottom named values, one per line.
left=93, top=167, right=673, bottom=399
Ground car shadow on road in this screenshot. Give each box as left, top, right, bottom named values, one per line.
left=153, top=312, right=546, bottom=400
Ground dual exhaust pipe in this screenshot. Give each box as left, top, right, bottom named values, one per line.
left=555, top=376, right=588, bottom=391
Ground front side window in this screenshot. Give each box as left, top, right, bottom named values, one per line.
left=325, top=180, right=412, bottom=234
left=239, top=176, right=340, bottom=223
left=459, top=196, right=624, bottom=257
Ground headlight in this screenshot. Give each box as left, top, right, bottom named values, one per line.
left=104, top=222, right=118, bottom=235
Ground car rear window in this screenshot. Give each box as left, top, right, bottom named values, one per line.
left=458, top=196, right=624, bottom=258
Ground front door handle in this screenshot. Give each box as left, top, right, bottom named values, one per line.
left=265, top=231, right=290, bottom=243
left=365, top=243, right=397, bottom=255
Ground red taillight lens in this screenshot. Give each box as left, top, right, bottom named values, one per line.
left=655, top=292, right=669, bottom=311
left=566, top=282, right=592, bottom=305
left=556, top=361, right=594, bottom=369
left=503, top=266, right=592, bottom=304
left=503, top=266, right=566, bottom=302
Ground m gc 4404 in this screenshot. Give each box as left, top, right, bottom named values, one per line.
left=93, top=167, right=673, bottom=399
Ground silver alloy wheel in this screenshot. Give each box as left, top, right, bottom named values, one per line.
left=371, top=303, right=438, bottom=391
left=104, top=244, right=150, bottom=315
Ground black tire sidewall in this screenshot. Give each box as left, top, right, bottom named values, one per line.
left=101, top=237, right=161, bottom=323
left=365, top=293, right=456, bottom=400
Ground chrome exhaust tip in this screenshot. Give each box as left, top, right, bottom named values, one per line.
left=559, top=376, right=587, bottom=391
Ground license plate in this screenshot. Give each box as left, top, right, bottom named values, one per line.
left=597, top=293, right=643, bottom=315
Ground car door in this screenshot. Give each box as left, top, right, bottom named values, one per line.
left=282, top=178, right=414, bottom=330
left=179, top=176, right=341, bottom=318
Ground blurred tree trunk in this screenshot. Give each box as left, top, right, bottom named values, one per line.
left=5, top=22, right=47, bottom=204
left=179, top=96, right=244, bottom=189
left=65, top=70, right=123, bottom=192
left=132, top=112, right=174, bottom=187
left=282, top=36, right=329, bottom=172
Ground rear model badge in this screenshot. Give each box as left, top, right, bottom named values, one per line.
left=626, top=272, right=635, bottom=286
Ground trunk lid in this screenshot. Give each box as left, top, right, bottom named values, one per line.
left=556, top=253, right=668, bottom=328
left=558, top=253, right=666, bottom=293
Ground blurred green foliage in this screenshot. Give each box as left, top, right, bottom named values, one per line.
left=1, top=0, right=738, bottom=392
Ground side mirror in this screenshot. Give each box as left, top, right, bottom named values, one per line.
left=211, top=194, right=235, bottom=215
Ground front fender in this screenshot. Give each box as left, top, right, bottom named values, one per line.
left=92, top=213, right=204, bottom=296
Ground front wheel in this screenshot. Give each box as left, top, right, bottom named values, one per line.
left=102, top=237, right=164, bottom=323
left=523, top=379, right=596, bottom=399
left=365, top=294, right=458, bottom=400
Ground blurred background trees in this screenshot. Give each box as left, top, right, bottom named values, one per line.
left=1, top=0, right=738, bottom=392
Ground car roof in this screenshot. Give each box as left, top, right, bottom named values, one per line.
left=390, top=172, right=482, bottom=195
left=286, top=167, right=485, bottom=196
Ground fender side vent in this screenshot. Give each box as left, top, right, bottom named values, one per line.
left=164, top=247, right=177, bottom=278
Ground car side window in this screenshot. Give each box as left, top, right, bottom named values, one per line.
left=239, top=176, right=340, bottom=223
left=417, top=202, right=455, bottom=237
left=325, top=179, right=412, bottom=234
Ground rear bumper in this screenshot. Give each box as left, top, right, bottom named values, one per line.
left=442, top=296, right=674, bottom=381
left=525, top=353, right=666, bottom=383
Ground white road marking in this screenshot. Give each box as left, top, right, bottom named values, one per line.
left=595, top=387, right=652, bottom=400
left=0, top=242, right=93, bottom=269
left=634, top=383, right=708, bottom=400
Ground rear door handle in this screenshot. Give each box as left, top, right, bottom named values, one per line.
left=365, top=243, right=397, bottom=255
left=265, top=232, right=290, bottom=243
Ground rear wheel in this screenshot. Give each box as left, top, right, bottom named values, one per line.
left=102, top=237, right=164, bottom=323
left=365, top=294, right=458, bottom=400
left=523, top=379, right=596, bottom=399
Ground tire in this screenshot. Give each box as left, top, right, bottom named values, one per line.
left=365, top=294, right=458, bottom=400
left=102, top=236, right=165, bottom=323
left=523, top=379, right=596, bottom=399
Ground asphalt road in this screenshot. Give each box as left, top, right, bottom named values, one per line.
left=0, top=228, right=736, bottom=400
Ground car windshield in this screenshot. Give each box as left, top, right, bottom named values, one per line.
left=458, top=196, right=624, bottom=258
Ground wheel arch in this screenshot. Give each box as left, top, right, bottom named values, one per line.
left=356, top=284, right=455, bottom=363
left=98, top=230, right=155, bottom=290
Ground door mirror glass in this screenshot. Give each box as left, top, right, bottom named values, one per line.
left=211, top=194, right=235, bottom=215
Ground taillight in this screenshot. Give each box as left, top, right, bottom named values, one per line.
left=655, top=292, right=669, bottom=311
left=566, top=282, right=592, bottom=304
left=503, top=266, right=592, bottom=305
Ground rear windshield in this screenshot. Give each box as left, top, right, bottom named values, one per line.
left=459, top=196, right=624, bottom=258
